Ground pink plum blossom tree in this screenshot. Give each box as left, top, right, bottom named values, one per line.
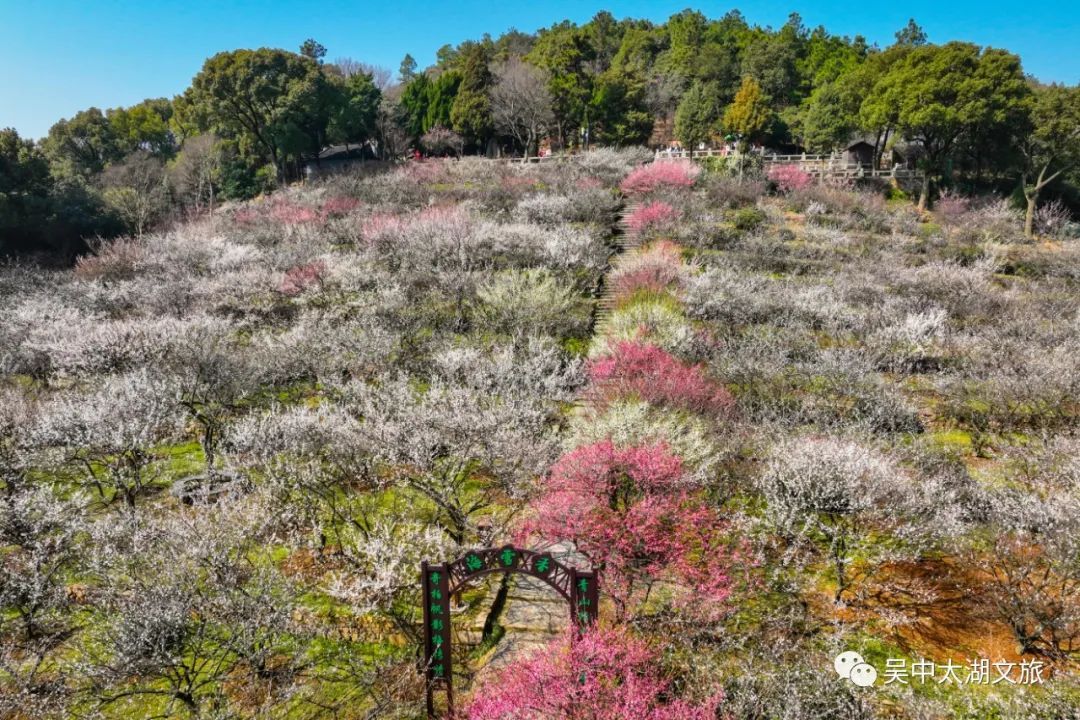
left=625, top=201, right=679, bottom=235
left=588, top=340, right=734, bottom=416
left=524, top=440, right=736, bottom=613
left=767, top=164, right=813, bottom=194
left=465, top=627, right=722, bottom=720
left=620, top=161, right=701, bottom=195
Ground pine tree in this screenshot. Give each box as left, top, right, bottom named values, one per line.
left=450, top=44, right=494, bottom=151
left=674, top=81, right=721, bottom=148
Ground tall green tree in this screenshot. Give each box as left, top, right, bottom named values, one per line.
left=329, top=72, right=382, bottom=150
left=399, top=54, right=418, bottom=83
left=697, top=10, right=750, bottom=93
left=1, top=127, right=118, bottom=256
left=874, top=42, right=1030, bottom=210
left=837, top=45, right=912, bottom=165
left=527, top=22, right=595, bottom=147
left=398, top=74, right=432, bottom=140
left=299, top=38, right=327, bottom=63
left=590, top=66, right=653, bottom=146
left=659, top=9, right=708, bottom=80
left=894, top=19, right=928, bottom=47
left=187, top=48, right=329, bottom=180
left=582, top=11, right=625, bottom=70
left=741, top=13, right=806, bottom=107
left=450, top=44, right=494, bottom=151
left=0, top=128, right=53, bottom=253
left=799, top=81, right=856, bottom=152
left=1020, top=83, right=1080, bottom=237
left=42, top=108, right=122, bottom=180
left=107, top=99, right=175, bottom=158
left=674, top=81, right=721, bottom=148
left=425, top=71, right=462, bottom=134
left=590, top=25, right=661, bottom=146
left=723, top=76, right=773, bottom=148
left=799, top=26, right=865, bottom=94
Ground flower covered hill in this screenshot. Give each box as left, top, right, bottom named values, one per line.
left=1, top=150, right=1080, bottom=720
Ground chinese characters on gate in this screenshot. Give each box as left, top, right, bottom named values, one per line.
left=425, top=568, right=451, bottom=682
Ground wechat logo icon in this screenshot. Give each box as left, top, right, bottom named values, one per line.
left=834, top=651, right=877, bottom=687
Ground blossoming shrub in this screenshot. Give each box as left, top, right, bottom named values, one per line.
left=525, top=440, right=735, bottom=606
left=74, top=237, right=146, bottom=281
left=320, top=196, right=362, bottom=218
left=610, top=268, right=680, bottom=303
left=476, top=268, right=585, bottom=337
left=270, top=199, right=320, bottom=225
left=361, top=205, right=475, bottom=263
left=360, top=212, right=406, bottom=242
left=401, top=158, right=449, bottom=184
left=608, top=241, right=686, bottom=301
left=566, top=400, right=720, bottom=482
left=767, top=164, right=813, bottom=194
left=465, top=628, right=722, bottom=720
left=589, top=340, right=734, bottom=416
left=625, top=201, right=679, bottom=235
left=278, top=261, right=327, bottom=296
left=759, top=436, right=925, bottom=603
left=576, top=146, right=654, bottom=186
left=620, top=160, right=701, bottom=195
left=513, top=194, right=574, bottom=227
left=590, top=296, right=695, bottom=358
left=231, top=207, right=261, bottom=225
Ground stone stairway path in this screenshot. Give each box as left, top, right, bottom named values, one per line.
left=592, top=201, right=641, bottom=330
left=478, top=541, right=580, bottom=672
left=470, top=202, right=643, bottom=680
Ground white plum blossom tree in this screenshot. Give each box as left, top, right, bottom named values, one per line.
left=34, top=369, right=183, bottom=507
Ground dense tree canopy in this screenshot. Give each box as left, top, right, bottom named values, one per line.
left=450, top=43, right=495, bottom=151
left=186, top=48, right=330, bottom=179
left=872, top=42, right=1030, bottom=209
left=0, top=129, right=53, bottom=248
left=674, top=80, right=722, bottom=148
left=3, top=10, right=1079, bottom=259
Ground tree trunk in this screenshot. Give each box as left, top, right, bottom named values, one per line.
left=918, top=173, right=931, bottom=212
left=201, top=424, right=216, bottom=479
left=1023, top=163, right=1064, bottom=239
left=523, top=129, right=535, bottom=164
left=1025, top=193, right=1037, bottom=239
left=832, top=532, right=848, bottom=606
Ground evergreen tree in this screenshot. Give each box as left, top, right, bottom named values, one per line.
left=399, top=53, right=418, bottom=83
left=450, top=44, right=494, bottom=150
left=674, top=81, right=721, bottom=148
left=874, top=42, right=1030, bottom=209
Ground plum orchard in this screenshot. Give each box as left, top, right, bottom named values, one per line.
left=2, top=147, right=1080, bottom=718
left=0, top=152, right=629, bottom=717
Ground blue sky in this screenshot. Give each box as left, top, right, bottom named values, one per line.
left=2, top=0, right=1078, bottom=140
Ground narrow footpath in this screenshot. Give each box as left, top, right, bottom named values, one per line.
left=467, top=199, right=643, bottom=679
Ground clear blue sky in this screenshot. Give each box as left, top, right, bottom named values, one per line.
left=2, top=0, right=1078, bottom=140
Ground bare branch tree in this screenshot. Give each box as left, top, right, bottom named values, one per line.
left=490, top=58, right=554, bottom=161
left=331, top=58, right=394, bottom=92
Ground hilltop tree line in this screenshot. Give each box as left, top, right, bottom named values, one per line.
left=3, top=10, right=1080, bottom=256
